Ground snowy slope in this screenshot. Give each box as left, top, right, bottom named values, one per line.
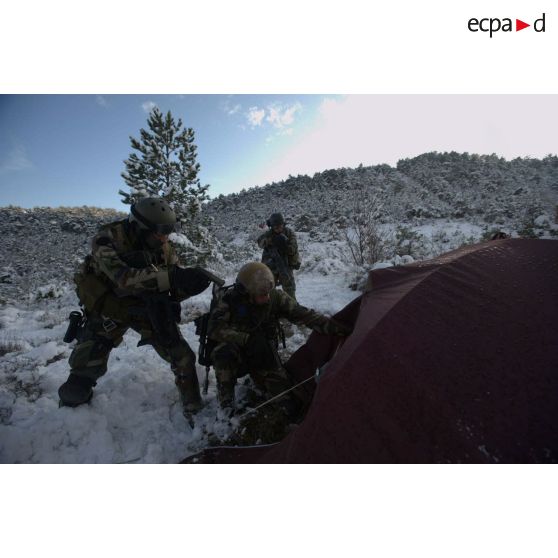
left=2, top=153, right=557, bottom=463
left=0, top=269, right=357, bottom=464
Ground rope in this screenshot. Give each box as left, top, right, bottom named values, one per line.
left=235, top=335, right=347, bottom=420
left=235, top=375, right=316, bottom=420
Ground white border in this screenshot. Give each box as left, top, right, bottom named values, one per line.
left=1, top=1, right=556, bottom=93
left=1, top=1, right=556, bottom=555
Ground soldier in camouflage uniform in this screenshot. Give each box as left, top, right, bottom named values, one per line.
left=207, top=262, right=351, bottom=415
left=257, top=212, right=300, bottom=300
left=58, top=197, right=212, bottom=414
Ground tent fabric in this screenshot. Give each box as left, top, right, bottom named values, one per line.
left=189, top=239, right=558, bottom=463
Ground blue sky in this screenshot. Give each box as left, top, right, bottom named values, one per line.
left=0, top=94, right=328, bottom=209
left=1, top=94, right=558, bottom=210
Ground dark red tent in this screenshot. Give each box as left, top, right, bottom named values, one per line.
left=189, top=239, right=558, bottom=463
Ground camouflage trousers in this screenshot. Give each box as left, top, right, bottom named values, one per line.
left=211, top=341, right=295, bottom=411
left=273, top=269, right=296, bottom=301
left=68, top=312, right=198, bottom=388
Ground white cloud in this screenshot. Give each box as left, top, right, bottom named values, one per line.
left=279, top=128, right=294, bottom=136
left=244, top=102, right=303, bottom=140
left=142, top=101, right=158, bottom=113
left=220, top=100, right=242, bottom=116
left=245, top=102, right=302, bottom=131
left=228, top=103, right=241, bottom=115
left=0, top=144, right=33, bottom=174
left=247, top=106, right=265, bottom=127
left=266, top=103, right=302, bottom=129
left=96, top=95, right=108, bottom=107
left=249, top=95, right=558, bottom=187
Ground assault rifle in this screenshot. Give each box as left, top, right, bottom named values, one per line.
left=129, top=291, right=182, bottom=348
left=130, top=273, right=225, bottom=351
left=120, top=251, right=225, bottom=349
left=194, top=282, right=223, bottom=394
left=265, top=246, right=291, bottom=285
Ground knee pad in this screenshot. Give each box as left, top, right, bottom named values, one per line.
left=68, top=337, right=113, bottom=370
left=215, top=367, right=237, bottom=384
left=212, top=343, right=241, bottom=368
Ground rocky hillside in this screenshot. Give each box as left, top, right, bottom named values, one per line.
left=1, top=152, right=557, bottom=303
left=205, top=152, right=558, bottom=242
left=0, top=207, right=126, bottom=303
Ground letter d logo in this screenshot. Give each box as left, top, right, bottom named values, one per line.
left=534, top=13, right=546, bottom=32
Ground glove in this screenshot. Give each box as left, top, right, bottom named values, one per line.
left=272, top=233, right=288, bottom=250
left=170, top=266, right=211, bottom=297
left=327, top=319, right=353, bottom=337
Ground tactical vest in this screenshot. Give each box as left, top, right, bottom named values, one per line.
left=73, top=219, right=173, bottom=319
left=222, top=287, right=280, bottom=340
left=74, top=254, right=110, bottom=314
left=261, top=227, right=300, bottom=269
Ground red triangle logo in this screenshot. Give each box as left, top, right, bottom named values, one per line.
left=516, top=19, right=530, bottom=31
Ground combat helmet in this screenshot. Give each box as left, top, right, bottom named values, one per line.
left=235, top=262, right=275, bottom=297
left=267, top=212, right=285, bottom=227
left=129, top=197, right=178, bottom=235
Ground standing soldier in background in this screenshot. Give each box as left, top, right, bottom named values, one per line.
left=257, top=212, right=300, bottom=300
left=207, top=262, right=351, bottom=416
left=58, top=197, right=213, bottom=416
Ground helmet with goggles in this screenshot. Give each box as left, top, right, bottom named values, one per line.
left=129, top=197, right=178, bottom=235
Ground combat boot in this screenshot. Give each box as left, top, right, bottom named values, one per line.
left=175, top=372, right=203, bottom=414
left=58, top=374, right=95, bottom=407
left=217, top=380, right=236, bottom=409
left=214, top=368, right=237, bottom=410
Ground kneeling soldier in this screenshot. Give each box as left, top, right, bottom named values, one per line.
left=207, top=262, right=351, bottom=416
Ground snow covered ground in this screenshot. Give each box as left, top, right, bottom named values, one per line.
left=0, top=269, right=358, bottom=464
left=2, top=203, right=555, bottom=463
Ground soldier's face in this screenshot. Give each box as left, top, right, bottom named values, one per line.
left=253, top=292, right=271, bottom=305
left=273, top=224, right=284, bottom=234
left=153, top=232, right=169, bottom=243
left=143, top=231, right=169, bottom=250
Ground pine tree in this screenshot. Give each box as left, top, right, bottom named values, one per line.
left=119, top=107, right=217, bottom=265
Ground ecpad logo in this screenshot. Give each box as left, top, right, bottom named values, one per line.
left=468, top=13, right=546, bottom=37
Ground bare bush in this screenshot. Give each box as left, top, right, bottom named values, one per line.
left=0, top=338, right=22, bottom=357
left=342, top=186, right=394, bottom=265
